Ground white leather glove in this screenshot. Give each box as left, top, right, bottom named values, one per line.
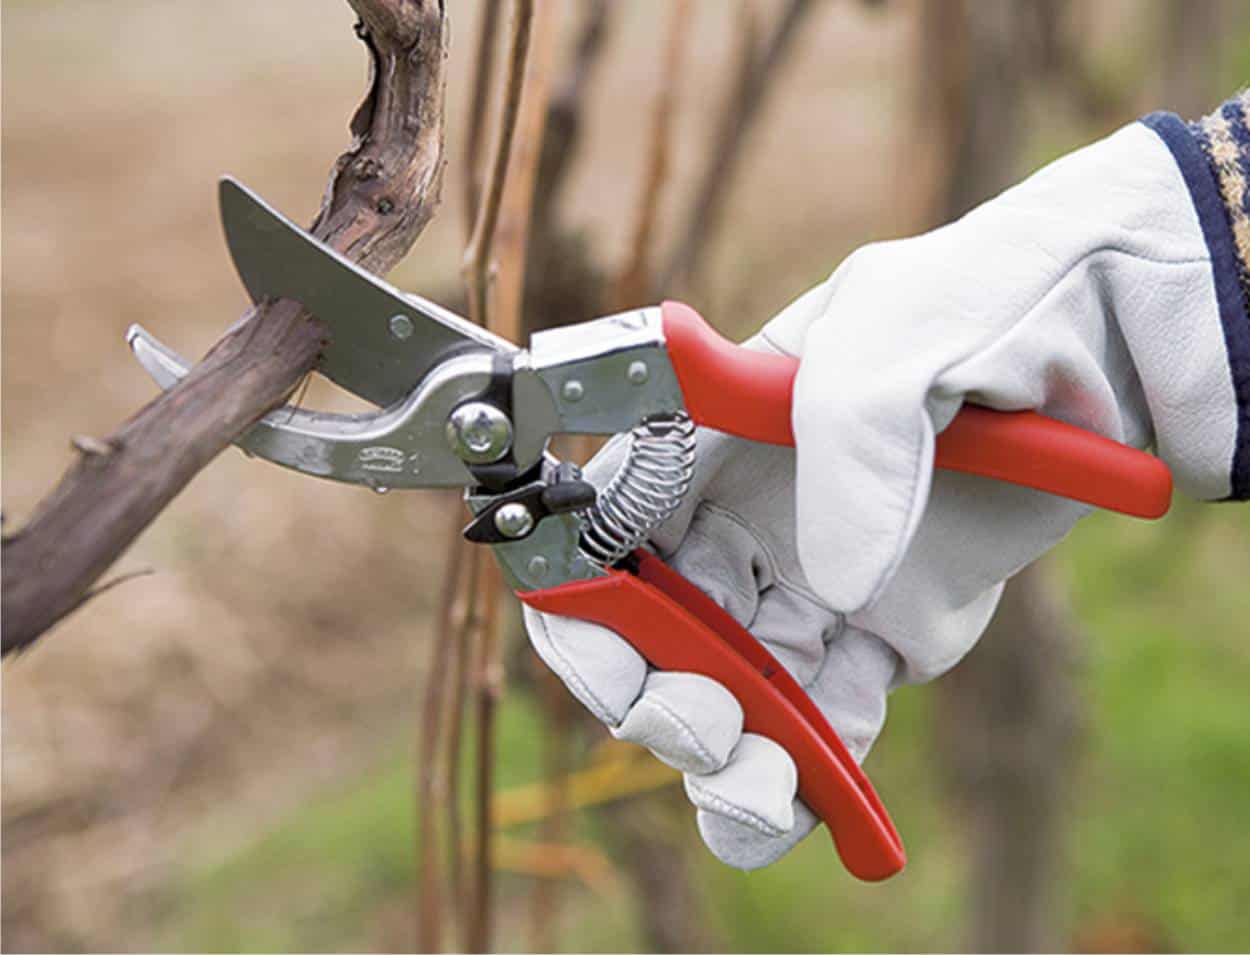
left=524, top=119, right=1245, bottom=869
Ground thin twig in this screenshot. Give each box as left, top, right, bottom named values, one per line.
left=462, top=0, right=536, bottom=327
left=657, top=0, right=815, bottom=293
left=492, top=0, right=563, bottom=341
left=464, top=0, right=504, bottom=235
left=444, top=559, right=474, bottom=917
left=470, top=4, right=557, bottom=947
left=467, top=564, right=502, bottom=952
left=449, top=546, right=484, bottom=945
left=44, top=566, right=159, bottom=635
left=529, top=0, right=613, bottom=245
left=613, top=0, right=694, bottom=309
left=439, top=3, right=540, bottom=950
left=416, top=506, right=468, bottom=951
left=80, top=567, right=155, bottom=600
left=527, top=664, right=576, bottom=951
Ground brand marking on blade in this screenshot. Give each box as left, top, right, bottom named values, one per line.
left=359, top=447, right=405, bottom=473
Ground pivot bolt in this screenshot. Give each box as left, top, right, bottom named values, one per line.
left=388, top=314, right=415, bottom=340
left=561, top=379, right=585, bottom=403
left=626, top=360, right=649, bottom=385
left=494, top=502, right=535, bottom=539
left=446, top=402, right=513, bottom=464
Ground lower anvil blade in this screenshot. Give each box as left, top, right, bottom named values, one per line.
left=125, top=323, right=483, bottom=489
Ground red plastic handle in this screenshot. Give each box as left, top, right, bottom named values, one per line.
left=520, top=550, right=906, bottom=882
left=660, top=300, right=1173, bottom=519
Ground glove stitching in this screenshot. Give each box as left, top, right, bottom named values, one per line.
left=757, top=328, right=797, bottom=357
left=697, top=501, right=833, bottom=611
left=530, top=612, right=623, bottom=727
left=626, top=694, right=720, bottom=770
left=693, top=502, right=846, bottom=689
left=685, top=780, right=787, bottom=838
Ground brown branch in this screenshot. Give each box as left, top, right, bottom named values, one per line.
left=1, top=0, right=448, bottom=656
left=414, top=1, right=541, bottom=950
left=531, top=0, right=613, bottom=240
left=445, top=551, right=480, bottom=911
left=466, top=563, right=502, bottom=952
left=416, top=507, right=469, bottom=950
left=517, top=0, right=615, bottom=346
left=417, top=3, right=509, bottom=945
left=613, top=0, right=694, bottom=309
left=462, top=0, right=536, bottom=326
left=463, top=0, right=504, bottom=235
left=657, top=0, right=815, bottom=293
left=468, top=4, right=552, bottom=951
left=526, top=664, right=576, bottom=951
left=492, top=0, right=562, bottom=341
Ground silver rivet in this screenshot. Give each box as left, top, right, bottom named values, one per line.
left=627, top=361, right=649, bottom=385
left=561, top=379, right=585, bottom=403
left=389, top=314, right=415, bottom=340
left=494, top=502, right=535, bottom=539
left=446, top=402, right=513, bottom=464
left=527, top=555, right=549, bottom=580
left=373, top=486, right=390, bottom=495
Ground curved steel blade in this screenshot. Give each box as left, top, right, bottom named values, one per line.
left=218, top=176, right=515, bottom=408
left=126, top=323, right=491, bottom=489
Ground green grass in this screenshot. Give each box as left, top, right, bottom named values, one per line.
left=157, top=503, right=1248, bottom=952
left=1062, top=502, right=1250, bottom=951
left=156, top=693, right=552, bottom=952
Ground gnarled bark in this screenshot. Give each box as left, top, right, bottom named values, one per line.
left=2, top=0, right=448, bottom=655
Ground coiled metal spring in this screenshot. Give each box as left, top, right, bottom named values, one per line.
left=579, top=413, right=697, bottom=567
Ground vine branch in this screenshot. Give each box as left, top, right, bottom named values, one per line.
left=2, top=0, right=449, bottom=656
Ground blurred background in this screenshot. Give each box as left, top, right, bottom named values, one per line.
left=3, top=0, right=1249, bottom=951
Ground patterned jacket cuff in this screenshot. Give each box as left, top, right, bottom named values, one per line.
left=1142, top=96, right=1250, bottom=499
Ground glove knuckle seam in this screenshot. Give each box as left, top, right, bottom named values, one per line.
left=637, top=694, right=719, bottom=768
left=695, top=502, right=783, bottom=590
left=694, top=493, right=831, bottom=613
left=686, top=782, right=786, bottom=838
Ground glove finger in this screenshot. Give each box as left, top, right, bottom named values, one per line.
left=752, top=265, right=924, bottom=615
left=747, top=583, right=841, bottom=688
left=697, top=799, right=819, bottom=871
left=850, top=469, right=1078, bottom=683
left=805, top=625, right=899, bottom=761
left=521, top=606, right=646, bottom=727
left=665, top=509, right=767, bottom=627
left=613, top=671, right=743, bottom=774
left=688, top=628, right=898, bottom=870
left=683, top=733, right=798, bottom=844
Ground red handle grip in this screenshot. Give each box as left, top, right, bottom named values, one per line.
left=660, top=301, right=1173, bottom=519
left=520, top=550, right=906, bottom=882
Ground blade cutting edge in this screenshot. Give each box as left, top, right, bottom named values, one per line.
left=218, top=176, right=516, bottom=407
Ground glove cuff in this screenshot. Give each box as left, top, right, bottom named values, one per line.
left=1144, top=97, right=1250, bottom=500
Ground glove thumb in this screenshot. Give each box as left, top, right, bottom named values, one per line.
left=789, top=300, right=949, bottom=613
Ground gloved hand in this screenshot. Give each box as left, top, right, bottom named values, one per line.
left=524, top=120, right=1238, bottom=869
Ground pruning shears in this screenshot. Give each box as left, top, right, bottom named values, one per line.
left=128, top=179, right=1173, bottom=882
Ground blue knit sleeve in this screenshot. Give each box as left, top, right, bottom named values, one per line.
left=1143, top=93, right=1250, bottom=499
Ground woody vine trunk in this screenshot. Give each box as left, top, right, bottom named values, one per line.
left=1, top=0, right=448, bottom=655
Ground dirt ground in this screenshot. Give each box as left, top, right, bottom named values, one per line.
left=2, top=1, right=914, bottom=948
